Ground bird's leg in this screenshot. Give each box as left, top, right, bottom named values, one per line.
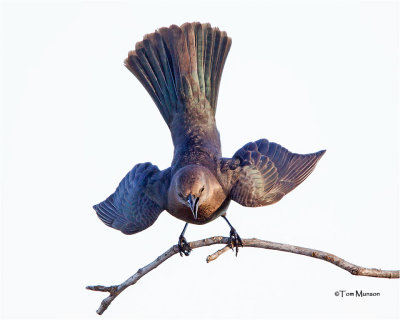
left=178, top=223, right=192, bottom=257
left=222, top=215, right=243, bottom=256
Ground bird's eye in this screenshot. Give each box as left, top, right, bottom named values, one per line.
left=178, top=192, right=184, bottom=199
left=200, top=186, right=205, bottom=193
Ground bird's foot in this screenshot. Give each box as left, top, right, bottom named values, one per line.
left=228, top=228, right=243, bottom=257
left=178, top=235, right=192, bottom=257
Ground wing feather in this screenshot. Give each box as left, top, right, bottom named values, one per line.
left=93, top=163, right=171, bottom=235
left=220, top=139, right=325, bottom=207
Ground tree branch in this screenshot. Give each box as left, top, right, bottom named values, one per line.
left=87, top=236, right=399, bottom=315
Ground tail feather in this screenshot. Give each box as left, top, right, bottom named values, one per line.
left=214, top=31, right=230, bottom=107
left=124, top=22, right=231, bottom=126
left=135, top=42, right=166, bottom=110
left=145, top=32, right=178, bottom=113
left=203, top=24, right=214, bottom=104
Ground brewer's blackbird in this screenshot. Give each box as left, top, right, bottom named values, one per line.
left=93, top=22, right=325, bottom=256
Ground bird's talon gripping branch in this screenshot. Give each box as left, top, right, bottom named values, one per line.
left=228, top=228, right=243, bottom=256
left=178, top=236, right=192, bottom=257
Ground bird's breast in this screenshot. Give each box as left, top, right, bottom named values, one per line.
left=167, top=196, right=230, bottom=225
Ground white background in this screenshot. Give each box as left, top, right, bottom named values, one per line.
left=1, top=1, right=399, bottom=319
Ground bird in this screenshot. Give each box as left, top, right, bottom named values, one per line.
left=93, top=22, right=325, bottom=256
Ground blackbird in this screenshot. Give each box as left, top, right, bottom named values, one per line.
left=93, top=22, right=325, bottom=256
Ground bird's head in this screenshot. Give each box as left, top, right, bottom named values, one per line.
left=171, top=165, right=212, bottom=220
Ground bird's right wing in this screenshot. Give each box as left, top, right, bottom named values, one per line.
left=218, top=139, right=325, bottom=207
left=93, top=163, right=171, bottom=235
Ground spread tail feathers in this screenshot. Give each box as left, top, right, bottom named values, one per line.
left=125, top=22, right=231, bottom=125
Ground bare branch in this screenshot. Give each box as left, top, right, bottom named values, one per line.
left=87, top=236, right=399, bottom=315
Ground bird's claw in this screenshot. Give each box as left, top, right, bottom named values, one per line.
left=178, top=235, right=192, bottom=257
left=228, top=228, right=243, bottom=257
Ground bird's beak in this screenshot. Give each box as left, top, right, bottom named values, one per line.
left=187, top=194, right=199, bottom=220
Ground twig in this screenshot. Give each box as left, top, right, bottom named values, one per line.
left=87, top=236, right=399, bottom=315
left=206, top=244, right=231, bottom=262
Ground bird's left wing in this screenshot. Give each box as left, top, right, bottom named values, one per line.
left=218, top=139, right=325, bottom=207
left=93, top=163, right=171, bottom=234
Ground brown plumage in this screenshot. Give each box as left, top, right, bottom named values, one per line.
left=93, top=22, right=325, bottom=256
